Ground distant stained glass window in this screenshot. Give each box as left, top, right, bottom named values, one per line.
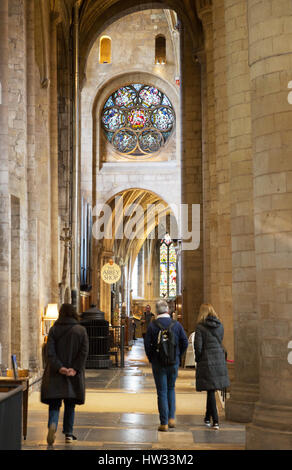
left=160, top=234, right=177, bottom=299
left=101, top=84, right=175, bottom=156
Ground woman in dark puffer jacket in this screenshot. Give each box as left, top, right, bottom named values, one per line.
left=194, top=304, right=230, bottom=430
left=41, top=304, right=89, bottom=445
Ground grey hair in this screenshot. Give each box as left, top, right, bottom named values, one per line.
left=156, top=300, right=169, bottom=315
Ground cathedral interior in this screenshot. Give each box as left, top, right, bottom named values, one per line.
left=0, top=0, right=292, bottom=450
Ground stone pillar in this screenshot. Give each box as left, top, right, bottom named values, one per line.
left=50, top=12, right=61, bottom=304
left=196, top=1, right=220, bottom=315
left=181, top=22, right=203, bottom=334
left=71, top=0, right=82, bottom=311
left=224, top=0, right=259, bottom=422
left=246, top=0, right=292, bottom=449
left=212, top=0, right=234, bottom=358
left=0, top=0, right=10, bottom=367
left=26, top=0, right=42, bottom=370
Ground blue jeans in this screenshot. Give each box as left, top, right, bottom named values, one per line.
left=152, top=362, right=179, bottom=425
left=48, top=399, right=75, bottom=435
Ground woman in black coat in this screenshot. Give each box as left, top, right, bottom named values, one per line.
left=194, top=304, right=230, bottom=430
left=41, top=304, right=89, bottom=445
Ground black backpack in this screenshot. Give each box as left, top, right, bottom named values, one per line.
left=154, top=319, right=177, bottom=366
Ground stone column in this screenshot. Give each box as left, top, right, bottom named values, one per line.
left=0, top=0, right=10, bottom=367
left=212, top=0, right=234, bottom=358
left=196, top=1, right=220, bottom=315
left=50, top=12, right=61, bottom=304
left=71, top=0, right=82, bottom=311
left=181, top=22, right=203, bottom=335
left=25, top=0, right=38, bottom=369
left=246, top=0, right=292, bottom=449
left=224, top=0, right=259, bottom=422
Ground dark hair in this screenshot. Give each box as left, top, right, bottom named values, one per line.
left=59, top=303, right=79, bottom=322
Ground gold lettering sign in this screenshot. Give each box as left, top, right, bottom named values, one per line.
left=101, top=261, right=121, bottom=284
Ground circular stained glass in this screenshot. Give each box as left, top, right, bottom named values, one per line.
left=151, top=107, right=174, bottom=132
left=139, top=86, right=162, bottom=107
left=138, top=130, right=163, bottom=153
left=113, top=86, right=137, bottom=108
left=128, top=108, right=149, bottom=129
left=112, top=129, right=137, bottom=154
left=102, top=84, right=175, bottom=156
left=102, top=107, right=125, bottom=131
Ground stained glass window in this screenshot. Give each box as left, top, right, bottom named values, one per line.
left=101, top=84, right=175, bottom=156
left=160, top=234, right=177, bottom=299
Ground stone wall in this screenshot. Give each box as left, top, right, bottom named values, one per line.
left=0, top=0, right=11, bottom=369
left=0, top=1, right=61, bottom=369
left=81, top=9, right=181, bottom=205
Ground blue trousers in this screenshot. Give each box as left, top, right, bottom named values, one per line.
left=48, top=399, right=75, bottom=435
left=152, top=362, right=179, bottom=425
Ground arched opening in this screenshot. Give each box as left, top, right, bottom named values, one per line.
left=91, top=188, right=180, bottom=324
left=99, top=35, right=112, bottom=64
left=155, top=34, right=166, bottom=64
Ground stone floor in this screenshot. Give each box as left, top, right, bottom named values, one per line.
left=23, top=339, right=246, bottom=451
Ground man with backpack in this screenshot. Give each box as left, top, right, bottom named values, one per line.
left=144, top=300, right=188, bottom=432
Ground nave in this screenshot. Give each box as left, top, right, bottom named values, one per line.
left=24, top=340, right=245, bottom=451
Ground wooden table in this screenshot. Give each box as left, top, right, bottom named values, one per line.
left=0, top=377, right=29, bottom=440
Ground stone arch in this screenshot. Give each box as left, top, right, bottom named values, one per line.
left=79, top=0, right=202, bottom=82
left=99, top=179, right=180, bottom=208
left=98, top=187, right=179, bottom=250
left=93, top=187, right=179, bottom=316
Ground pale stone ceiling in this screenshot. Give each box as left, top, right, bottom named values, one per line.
left=50, top=0, right=203, bottom=75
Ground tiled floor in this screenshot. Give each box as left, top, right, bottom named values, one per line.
left=23, top=339, right=246, bottom=450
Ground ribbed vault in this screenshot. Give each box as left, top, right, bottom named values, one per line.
left=100, top=188, right=177, bottom=267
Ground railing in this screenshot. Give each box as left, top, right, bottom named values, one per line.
left=109, top=325, right=125, bottom=368
left=0, top=384, right=23, bottom=450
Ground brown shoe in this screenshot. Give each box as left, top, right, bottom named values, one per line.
left=158, top=424, right=168, bottom=432
left=168, top=419, right=176, bottom=428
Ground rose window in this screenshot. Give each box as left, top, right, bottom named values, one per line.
left=101, top=84, right=175, bottom=156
